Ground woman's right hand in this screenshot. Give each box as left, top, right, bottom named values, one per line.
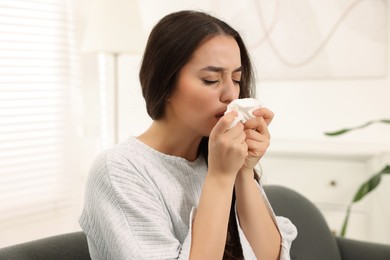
left=208, top=111, right=248, bottom=179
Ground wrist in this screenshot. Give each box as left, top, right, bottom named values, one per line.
left=206, top=170, right=236, bottom=189
left=236, top=168, right=255, bottom=184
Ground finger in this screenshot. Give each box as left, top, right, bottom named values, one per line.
left=246, top=138, right=270, bottom=155
left=245, top=129, right=270, bottom=146
left=252, top=107, right=274, bottom=125
left=258, top=117, right=270, bottom=138
left=257, top=117, right=271, bottom=139
left=212, top=111, right=238, bottom=135
left=244, top=129, right=262, bottom=141
left=237, top=130, right=247, bottom=144
left=243, top=117, right=264, bottom=132
left=246, top=123, right=270, bottom=138
left=245, top=118, right=271, bottom=139
left=225, top=122, right=245, bottom=139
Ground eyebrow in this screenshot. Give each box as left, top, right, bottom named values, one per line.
left=200, top=66, right=242, bottom=73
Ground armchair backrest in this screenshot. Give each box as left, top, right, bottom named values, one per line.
left=264, top=185, right=342, bottom=260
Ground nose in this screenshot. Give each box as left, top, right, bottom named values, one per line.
left=220, top=79, right=239, bottom=104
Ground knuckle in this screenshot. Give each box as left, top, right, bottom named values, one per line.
left=222, top=115, right=234, bottom=125
left=259, top=142, right=270, bottom=153
left=269, top=110, right=275, bottom=118
left=218, top=137, right=227, bottom=147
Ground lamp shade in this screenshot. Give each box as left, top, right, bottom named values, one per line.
left=82, top=0, right=144, bottom=54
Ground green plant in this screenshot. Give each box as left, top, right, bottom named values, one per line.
left=324, top=119, right=390, bottom=237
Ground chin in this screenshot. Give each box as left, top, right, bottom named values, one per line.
left=203, top=125, right=215, bottom=137
left=195, top=119, right=217, bottom=137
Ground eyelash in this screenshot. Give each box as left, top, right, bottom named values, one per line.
left=202, top=79, right=241, bottom=85
left=203, top=79, right=219, bottom=85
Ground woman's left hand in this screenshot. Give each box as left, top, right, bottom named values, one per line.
left=240, top=107, right=274, bottom=172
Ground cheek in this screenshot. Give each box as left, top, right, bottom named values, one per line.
left=175, top=82, right=215, bottom=110
left=191, top=92, right=215, bottom=108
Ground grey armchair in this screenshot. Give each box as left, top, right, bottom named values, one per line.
left=0, top=231, right=90, bottom=260
left=264, top=185, right=390, bottom=260
left=0, top=185, right=389, bottom=260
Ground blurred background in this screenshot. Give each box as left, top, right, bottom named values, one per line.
left=0, top=0, right=389, bottom=248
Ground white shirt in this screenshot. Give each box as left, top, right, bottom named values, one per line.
left=80, top=136, right=297, bottom=259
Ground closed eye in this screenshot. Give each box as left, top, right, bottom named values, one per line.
left=233, top=80, right=241, bottom=85
left=203, top=79, right=219, bottom=85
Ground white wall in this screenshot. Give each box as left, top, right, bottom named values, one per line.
left=260, top=78, right=390, bottom=145
left=119, top=1, right=390, bottom=145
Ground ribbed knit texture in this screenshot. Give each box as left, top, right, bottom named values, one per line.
left=79, top=136, right=297, bottom=259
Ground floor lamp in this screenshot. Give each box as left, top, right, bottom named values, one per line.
left=82, top=0, right=143, bottom=144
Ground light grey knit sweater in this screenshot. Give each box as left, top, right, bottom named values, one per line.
left=79, top=137, right=297, bottom=259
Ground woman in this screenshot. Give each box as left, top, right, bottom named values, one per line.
left=80, top=10, right=297, bottom=260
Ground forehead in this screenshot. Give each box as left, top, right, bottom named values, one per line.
left=187, top=35, right=241, bottom=68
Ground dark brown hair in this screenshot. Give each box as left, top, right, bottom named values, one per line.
left=139, top=10, right=256, bottom=259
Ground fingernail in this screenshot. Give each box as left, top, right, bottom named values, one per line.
left=252, top=110, right=260, bottom=116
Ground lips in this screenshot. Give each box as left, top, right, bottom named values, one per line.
left=215, top=108, right=227, bottom=119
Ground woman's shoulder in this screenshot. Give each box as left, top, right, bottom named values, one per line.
left=87, top=136, right=206, bottom=185
left=85, top=137, right=154, bottom=189
left=90, top=136, right=148, bottom=171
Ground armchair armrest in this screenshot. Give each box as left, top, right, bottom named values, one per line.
left=336, top=237, right=390, bottom=260
left=0, top=231, right=90, bottom=260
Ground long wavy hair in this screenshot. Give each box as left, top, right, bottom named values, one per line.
left=139, top=10, right=257, bottom=259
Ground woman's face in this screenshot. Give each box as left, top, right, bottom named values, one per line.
left=165, top=35, right=241, bottom=137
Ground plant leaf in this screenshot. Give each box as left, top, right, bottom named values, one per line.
left=352, top=164, right=389, bottom=203
left=324, top=119, right=390, bottom=136
left=382, top=164, right=390, bottom=173
left=324, top=129, right=352, bottom=136
left=340, top=205, right=351, bottom=237
left=340, top=165, right=390, bottom=237
left=352, top=173, right=381, bottom=203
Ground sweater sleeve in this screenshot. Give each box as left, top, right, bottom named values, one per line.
left=79, top=152, right=193, bottom=260
left=235, top=181, right=297, bottom=260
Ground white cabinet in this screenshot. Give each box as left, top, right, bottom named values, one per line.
left=260, top=139, right=390, bottom=243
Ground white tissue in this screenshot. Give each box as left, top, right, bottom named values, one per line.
left=225, top=98, right=262, bottom=129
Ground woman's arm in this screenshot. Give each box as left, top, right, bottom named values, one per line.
left=190, top=111, right=248, bottom=259
left=190, top=173, right=235, bottom=259
left=235, top=170, right=281, bottom=259
left=234, top=108, right=281, bottom=259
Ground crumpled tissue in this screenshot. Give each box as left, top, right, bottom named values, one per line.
left=224, top=98, right=262, bottom=129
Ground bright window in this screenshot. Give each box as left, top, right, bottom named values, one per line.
left=0, top=0, right=80, bottom=246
